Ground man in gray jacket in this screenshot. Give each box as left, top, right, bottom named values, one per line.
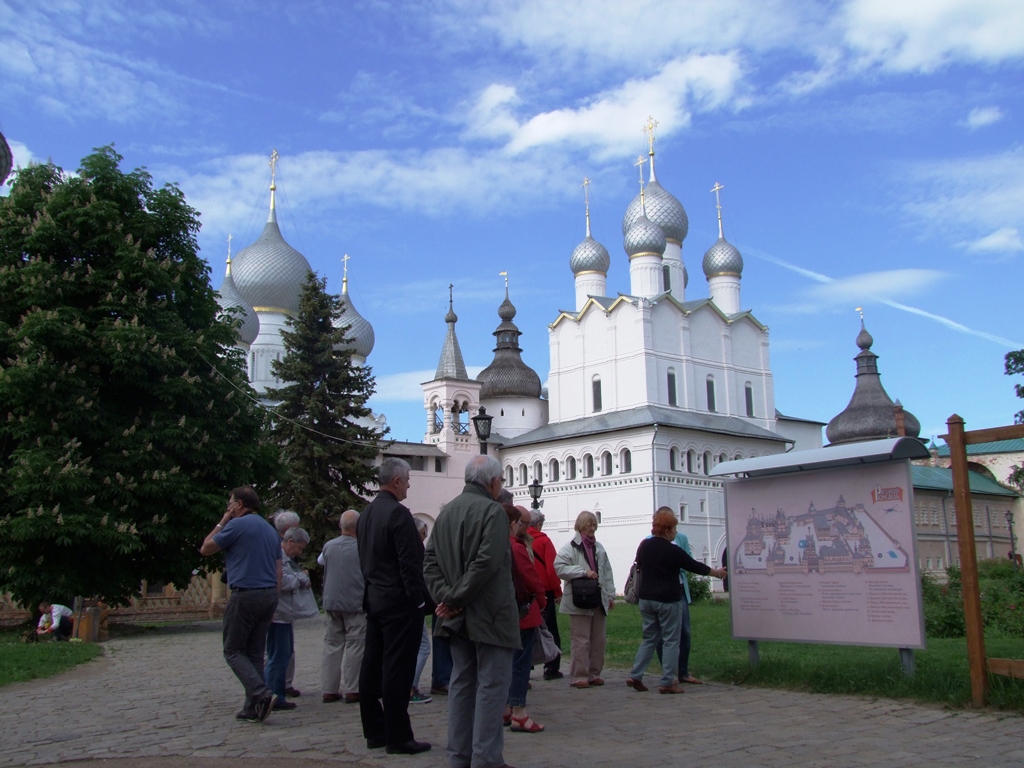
left=318, top=509, right=365, bottom=704
left=424, top=455, right=520, bottom=768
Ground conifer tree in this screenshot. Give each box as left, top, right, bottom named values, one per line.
left=0, top=147, right=280, bottom=608
left=266, top=271, right=384, bottom=557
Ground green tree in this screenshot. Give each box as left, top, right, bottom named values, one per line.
left=266, top=271, right=385, bottom=558
left=0, top=147, right=279, bottom=608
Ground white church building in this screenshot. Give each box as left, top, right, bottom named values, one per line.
left=217, top=134, right=824, bottom=591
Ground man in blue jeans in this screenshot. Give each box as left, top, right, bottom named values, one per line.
left=200, top=485, right=282, bottom=723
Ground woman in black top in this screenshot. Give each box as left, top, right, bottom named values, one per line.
left=626, top=509, right=726, bottom=694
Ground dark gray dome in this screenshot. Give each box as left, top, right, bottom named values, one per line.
left=624, top=213, right=666, bottom=258
left=477, top=290, right=542, bottom=399
left=826, top=322, right=922, bottom=445
left=217, top=264, right=260, bottom=346
left=622, top=180, right=688, bottom=243
left=232, top=217, right=312, bottom=314
left=570, top=235, right=610, bottom=275
left=702, top=236, right=744, bottom=278
left=336, top=279, right=375, bottom=359
left=0, top=131, right=11, bottom=186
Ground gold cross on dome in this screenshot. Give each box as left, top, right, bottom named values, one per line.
left=269, top=149, right=279, bottom=186
left=582, top=176, right=591, bottom=206
left=634, top=155, right=647, bottom=186
left=711, top=181, right=724, bottom=211
left=643, top=116, right=659, bottom=155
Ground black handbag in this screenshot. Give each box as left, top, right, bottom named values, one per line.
left=571, top=577, right=601, bottom=610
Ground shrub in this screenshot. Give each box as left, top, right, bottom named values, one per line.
left=687, top=572, right=712, bottom=603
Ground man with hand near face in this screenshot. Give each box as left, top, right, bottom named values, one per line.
left=200, top=485, right=282, bottom=723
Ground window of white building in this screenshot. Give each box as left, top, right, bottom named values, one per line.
left=669, top=447, right=679, bottom=471
left=667, top=369, right=677, bottom=407
left=601, top=451, right=612, bottom=476
left=549, top=458, right=560, bottom=482
left=621, top=448, right=632, bottom=474
left=592, top=376, right=602, bottom=413
left=518, top=463, right=528, bottom=485
left=703, top=451, right=712, bottom=476
left=706, top=376, right=716, bottom=412
left=566, top=456, right=577, bottom=480
left=533, top=460, right=542, bottom=482
left=686, top=449, right=696, bottom=474
left=745, top=382, right=754, bottom=417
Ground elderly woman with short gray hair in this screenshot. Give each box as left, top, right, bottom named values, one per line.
left=553, top=511, right=615, bottom=688
left=265, top=525, right=311, bottom=710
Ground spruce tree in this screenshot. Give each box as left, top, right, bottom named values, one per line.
left=266, top=271, right=384, bottom=558
left=0, top=147, right=280, bottom=608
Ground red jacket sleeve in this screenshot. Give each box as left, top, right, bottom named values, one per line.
left=513, top=538, right=546, bottom=610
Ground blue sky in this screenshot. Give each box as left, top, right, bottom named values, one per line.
left=3, top=0, right=1023, bottom=445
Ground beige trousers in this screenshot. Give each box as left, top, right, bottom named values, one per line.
left=568, top=611, right=607, bottom=683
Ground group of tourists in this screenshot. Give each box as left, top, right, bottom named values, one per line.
left=202, top=457, right=726, bottom=768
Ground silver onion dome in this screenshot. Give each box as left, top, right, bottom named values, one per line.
left=217, top=264, right=260, bottom=346
left=622, top=180, right=688, bottom=243
left=624, top=213, right=666, bottom=258
left=702, top=236, right=744, bottom=278
left=336, top=279, right=375, bottom=360
left=231, top=216, right=312, bottom=315
left=570, top=235, right=611, bottom=275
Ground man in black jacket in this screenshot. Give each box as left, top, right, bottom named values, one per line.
left=357, top=458, right=431, bottom=755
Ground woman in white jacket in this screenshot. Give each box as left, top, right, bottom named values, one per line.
left=553, top=511, right=616, bottom=689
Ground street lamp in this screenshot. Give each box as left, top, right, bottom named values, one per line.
left=528, top=477, right=544, bottom=510
left=471, top=406, right=493, bottom=455
left=1007, top=510, right=1018, bottom=569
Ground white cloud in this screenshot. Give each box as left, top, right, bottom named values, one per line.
left=960, top=227, right=1024, bottom=254
left=963, top=106, right=1004, bottom=129
left=1, top=139, right=40, bottom=195
left=465, top=55, right=747, bottom=159
left=809, top=269, right=946, bottom=304
left=901, top=148, right=1024, bottom=251
left=842, top=0, right=1024, bottom=72
left=755, top=250, right=1022, bottom=348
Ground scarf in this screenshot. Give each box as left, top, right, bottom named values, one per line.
left=580, top=533, right=598, bottom=572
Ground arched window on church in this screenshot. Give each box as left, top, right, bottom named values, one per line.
left=669, top=447, right=679, bottom=471
left=505, top=465, right=514, bottom=486
left=583, top=453, right=594, bottom=478
left=719, top=452, right=727, bottom=465
left=601, top=451, right=612, bottom=476
left=533, top=460, right=542, bottom=482
left=620, top=448, right=632, bottom=474
left=518, top=463, right=528, bottom=485
left=706, top=376, right=716, bottom=413
left=745, top=382, right=754, bottom=417
left=592, top=375, right=603, bottom=413
left=703, top=450, right=712, bottom=476
left=566, top=456, right=577, bottom=480
left=667, top=369, right=677, bottom=407
left=686, top=449, right=696, bottom=474
left=662, top=264, right=671, bottom=293
left=432, top=405, right=443, bottom=434
left=549, top=458, right=560, bottom=482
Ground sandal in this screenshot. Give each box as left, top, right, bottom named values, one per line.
left=569, top=681, right=590, bottom=689
left=679, top=675, right=703, bottom=685
left=658, top=684, right=685, bottom=694
left=503, top=708, right=512, bottom=727
left=626, top=677, right=648, bottom=692
left=509, top=714, right=544, bottom=733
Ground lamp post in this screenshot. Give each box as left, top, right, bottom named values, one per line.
left=528, top=477, right=543, bottom=511
left=1007, top=510, right=1018, bottom=569
left=471, top=406, right=493, bottom=455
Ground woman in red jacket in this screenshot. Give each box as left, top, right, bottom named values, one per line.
left=503, top=504, right=547, bottom=733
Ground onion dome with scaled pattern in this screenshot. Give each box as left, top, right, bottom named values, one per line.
left=217, top=256, right=260, bottom=345
left=621, top=153, right=688, bottom=244
left=825, top=321, right=921, bottom=445
left=623, top=201, right=666, bottom=259
left=702, top=236, right=743, bottom=278
left=336, top=274, right=375, bottom=360
left=570, top=205, right=610, bottom=275
left=477, top=288, right=542, bottom=399
left=231, top=181, right=312, bottom=315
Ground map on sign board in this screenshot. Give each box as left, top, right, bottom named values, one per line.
left=725, top=460, right=925, bottom=649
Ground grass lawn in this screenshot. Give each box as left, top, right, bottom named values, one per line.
left=559, top=600, right=1024, bottom=711
left=0, top=628, right=104, bottom=688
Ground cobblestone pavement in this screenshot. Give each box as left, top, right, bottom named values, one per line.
left=3, top=618, right=1023, bottom=768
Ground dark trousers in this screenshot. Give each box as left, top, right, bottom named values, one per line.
left=265, top=622, right=294, bottom=699
left=655, top=597, right=692, bottom=679
left=359, top=604, right=421, bottom=746
left=542, top=590, right=562, bottom=673
left=223, top=588, right=278, bottom=711
left=53, top=615, right=73, bottom=641
left=430, top=613, right=453, bottom=688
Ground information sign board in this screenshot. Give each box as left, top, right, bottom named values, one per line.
left=725, top=460, right=925, bottom=648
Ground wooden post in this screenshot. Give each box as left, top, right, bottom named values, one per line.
left=946, top=414, right=988, bottom=707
